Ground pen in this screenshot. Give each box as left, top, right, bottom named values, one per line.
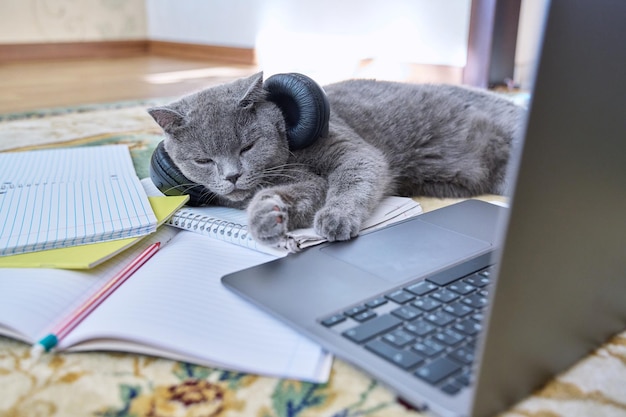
left=30, top=241, right=161, bottom=359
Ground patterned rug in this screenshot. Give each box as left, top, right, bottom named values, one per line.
left=1, top=101, right=625, bottom=417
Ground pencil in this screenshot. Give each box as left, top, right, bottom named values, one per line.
left=30, top=241, right=161, bottom=359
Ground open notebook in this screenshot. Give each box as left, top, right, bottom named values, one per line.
left=0, top=225, right=332, bottom=382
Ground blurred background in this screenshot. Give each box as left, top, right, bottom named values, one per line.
left=0, top=0, right=547, bottom=112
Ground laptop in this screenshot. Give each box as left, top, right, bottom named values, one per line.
left=222, top=0, right=626, bottom=415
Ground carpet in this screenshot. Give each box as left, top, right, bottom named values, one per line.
left=1, top=102, right=625, bottom=417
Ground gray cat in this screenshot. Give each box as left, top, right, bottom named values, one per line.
left=148, top=72, right=525, bottom=247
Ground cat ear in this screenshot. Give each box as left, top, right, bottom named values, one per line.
left=238, top=72, right=266, bottom=109
left=147, top=107, right=186, bottom=133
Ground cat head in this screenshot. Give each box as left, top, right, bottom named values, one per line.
left=148, top=72, right=329, bottom=205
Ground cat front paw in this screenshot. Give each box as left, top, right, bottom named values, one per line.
left=247, top=193, right=289, bottom=246
left=314, top=207, right=361, bottom=242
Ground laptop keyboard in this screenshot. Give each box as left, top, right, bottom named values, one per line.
left=320, top=266, right=493, bottom=396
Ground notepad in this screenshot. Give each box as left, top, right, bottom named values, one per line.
left=0, top=145, right=157, bottom=256
left=0, top=195, right=188, bottom=269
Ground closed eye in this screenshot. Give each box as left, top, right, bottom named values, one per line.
left=194, top=158, right=213, bottom=165
left=240, top=142, right=255, bottom=155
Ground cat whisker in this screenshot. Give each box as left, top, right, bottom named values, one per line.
left=261, top=164, right=309, bottom=173
left=198, top=189, right=219, bottom=206
left=161, top=183, right=203, bottom=195
left=251, top=172, right=300, bottom=183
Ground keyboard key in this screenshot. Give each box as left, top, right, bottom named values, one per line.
left=429, top=289, right=459, bottom=303
left=391, top=305, right=422, bottom=321
left=404, top=320, right=436, bottom=337
left=365, top=339, right=424, bottom=369
left=450, top=345, right=476, bottom=365
left=426, top=272, right=464, bottom=287
left=455, top=372, right=472, bottom=386
left=433, top=329, right=465, bottom=347
left=424, top=310, right=456, bottom=327
left=321, top=313, right=346, bottom=327
left=443, top=301, right=474, bottom=317
left=353, top=310, right=377, bottom=322
left=342, top=314, right=402, bottom=343
left=412, top=297, right=442, bottom=312
left=479, top=268, right=493, bottom=278
left=415, top=357, right=462, bottom=384
left=465, top=339, right=477, bottom=351
left=411, top=338, right=445, bottom=357
left=366, top=297, right=388, bottom=309
left=472, top=312, right=485, bottom=322
left=382, top=329, right=415, bottom=348
left=461, top=294, right=488, bottom=309
left=448, top=282, right=476, bottom=295
left=441, top=382, right=462, bottom=395
left=386, top=289, right=416, bottom=304
left=405, top=281, right=438, bottom=296
left=344, top=305, right=368, bottom=317
left=454, top=319, right=482, bottom=336
left=464, top=273, right=490, bottom=288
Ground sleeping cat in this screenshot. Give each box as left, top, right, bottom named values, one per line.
left=148, top=72, right=525, bottom=247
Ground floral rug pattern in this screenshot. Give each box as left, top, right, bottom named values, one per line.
left=1, top=104, right=626, bottom=417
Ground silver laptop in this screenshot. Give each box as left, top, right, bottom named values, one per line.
left=222, top=1, right=626, bottom=416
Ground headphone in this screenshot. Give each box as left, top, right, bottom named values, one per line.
left=149, top=73, right=330, bottom=206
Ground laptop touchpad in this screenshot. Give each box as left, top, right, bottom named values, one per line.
left=320, top=219, right=491, bottom=283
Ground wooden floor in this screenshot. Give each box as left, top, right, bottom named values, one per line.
left=0, top=54, right=471, bottom=114
left=0, top=55, right=258, bottom=114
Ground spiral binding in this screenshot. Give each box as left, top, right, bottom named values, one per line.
left=167, top=210, right=252, bottom=244
left=1, top=181, right=63, bottom=195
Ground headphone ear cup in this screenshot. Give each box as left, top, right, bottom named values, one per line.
left=149, top=141, right=213, bottom=206
left=264, top=73, right=330, bottom=150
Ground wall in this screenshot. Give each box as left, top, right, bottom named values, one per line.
left=514, top=0, right=549, bottom=89
left=0, top=0, right=546, bottom=89
left=145, top=0, right=471, bottom=83
left=0, top=0, right=147, bottom=43
left=145, top=0, right=260, bottom=48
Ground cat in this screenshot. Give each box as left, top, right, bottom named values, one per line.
left=148, top=72, right=525, bottom=247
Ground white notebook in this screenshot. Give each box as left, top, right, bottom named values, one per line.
left=0, top=145, right=157, bottom=256
left=0, top=226, right=332, bottom=382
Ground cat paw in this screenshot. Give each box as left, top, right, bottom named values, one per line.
left=314, top=207, right=361, bottom=242
left=247, top=193, right=289, bottom=246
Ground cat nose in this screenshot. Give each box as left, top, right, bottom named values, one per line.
left=224, top=173, right=241, bottom=184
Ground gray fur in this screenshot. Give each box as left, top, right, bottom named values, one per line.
left=148, top=72, right=525, bottom=246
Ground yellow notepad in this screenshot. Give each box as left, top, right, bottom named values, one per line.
left=0, top=195, right=188, bottom=269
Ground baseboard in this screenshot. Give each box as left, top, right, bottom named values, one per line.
left=0, top=40, right=149, bottom=61
left=0, top=40, right=256, bottom=65
left=148, top=41, right=255, bottom=65
left=0, top=41, right=459, bottom=83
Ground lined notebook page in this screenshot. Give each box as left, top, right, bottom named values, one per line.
left=61, top=231, right=331, bottom=382
left=0, top=227, right=177, bottom=343
left=0, top=145, right=156, bottom=255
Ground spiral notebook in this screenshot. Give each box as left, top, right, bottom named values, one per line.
left=0, top=145, right=157, bottom=256
left=140, top=179, right=423, bottom=256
